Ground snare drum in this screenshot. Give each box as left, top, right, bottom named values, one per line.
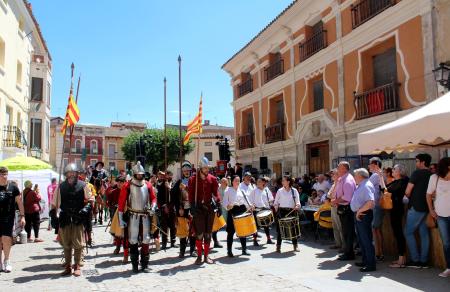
left=256, top=209, right=274, bottom=227
left=176, top=217, right=189, bottom=238
left=233, top=212, right=257, bottom=237
left=212, top=215, right=226, bottom=232
left=278, top=216, right=301, bottom=240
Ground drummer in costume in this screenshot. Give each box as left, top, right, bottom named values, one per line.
left=90, top=161, right=108, bottom=225
left=249, top=177, right=274, bottom=245
left=156, top=171, right=176, bottom=250
left=239, top=172, right=255, bottom=196
left=105, top=175, right=126, bottom=255
left=188, top=157, right=222, bottom=265
left=50, top=163, right=93, bottom=276
left=117, top=162, right=157, bottom=273
left=274, top=175, right=300, bottom=253
left=223, top=175, right=252, bottom=257
left=171, top=161, right=197, bottom=258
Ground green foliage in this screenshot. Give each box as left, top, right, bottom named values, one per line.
left=122, top=128, right=194, bottom=171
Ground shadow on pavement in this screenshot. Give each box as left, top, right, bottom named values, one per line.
left=29, top=254, right=62, bottom=260
left=149, top=256, right=185, bottom=266
left=22, top=263, right=62, bottom=272
left=317, top=259, right=348, bottom=270
left=13, top=272, right=60, bottom=283
left=260, top=251, right=296, bottom=259
left=86, top=271, right=132, bottom=283
left=95, top=259, right=124, bottom=269
left=157, top=263, right=204, bottom=276
left=214, top=255, right=251, bottom=264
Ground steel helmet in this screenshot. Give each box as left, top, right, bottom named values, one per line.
left=132, top=161, right=145, bottom=176
left=199, top=157, right=210, bottom=168
left=182, top=161, right=192, bottom=170
left=64, top=163, right=79, bottom=175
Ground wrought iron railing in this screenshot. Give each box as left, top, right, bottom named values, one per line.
left=264, top=59, right=284, bottom=83
left=238, top=133, right=254, bottom=150
left=2, top=126, right=27, bottom=149
left=354, top=81, right=400, bottom=120
left=238, top=78, right=253, bottom=97
left=351, top=0, right=397, bottom=29
left=299, top=30, right=327, bottom=62
left=265, top=123, right=285, bottom=144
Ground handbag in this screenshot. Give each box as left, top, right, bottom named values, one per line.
left=379, top=190, right=393, bottom=210
left=426, top=175, right=439, bottom=229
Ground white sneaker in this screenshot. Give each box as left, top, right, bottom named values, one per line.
left=3, top=260, right=12, bottom=273
left=438, top=269, right=450, bottom=278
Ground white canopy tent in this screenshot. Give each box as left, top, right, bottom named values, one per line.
left=8, top=169, right=60, bottom=219
left=358, top=92, right=450, bottom=154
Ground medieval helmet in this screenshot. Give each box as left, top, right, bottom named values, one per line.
left=199, top=157, right=211, bottom=169
left=64, top=163, right=79, bottom=175
left=132, top=161, right=145, bottom=177
left=182, top=161, right=192, bottom=170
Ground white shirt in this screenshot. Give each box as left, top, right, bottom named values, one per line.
left=223, top=187, right=251, bottom=208
left=249, top=187, right=273, bottom=208
left=427, top=174, right=450, bottom=217
left=274, top=187, right=300, bottom=208
left=239, top=182, right=255, bottom=196
left=312, top=180, right=331, bottom=193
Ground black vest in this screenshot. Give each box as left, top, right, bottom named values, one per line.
left=59, top=180, right=85, bottom=225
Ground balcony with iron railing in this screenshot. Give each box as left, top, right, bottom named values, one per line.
left=238, top=133, right=254, bottom=150
left=238, top=78, right=253, bottom=97
left=87, top=148, right=102, bottom=155
left=299, top=30, right=328, bottom=62
left=2, top=126, right=27, bottom=149
left=354, top=81, right=401, bottom=120
left=264, top=59, right=284, bottom=83
left=265, top=123, right=285, bottom=144
left=351, top=0, right=397, bottom=29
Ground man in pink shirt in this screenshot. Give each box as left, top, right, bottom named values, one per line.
left=47, top=178, right=57, bottom=231
left=332, top=161, right=356, bottom=261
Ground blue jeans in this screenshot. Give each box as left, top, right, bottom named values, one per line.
left=355, top=210, right=376, bottom=269
left=437, top=216, right=450, bottom=269
left=404, top=208, right=429, bottom=263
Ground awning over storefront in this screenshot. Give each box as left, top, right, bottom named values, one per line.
left=358, top=92, right=450, bottom=154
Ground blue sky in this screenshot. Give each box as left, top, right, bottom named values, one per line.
left=31, top=0, right=292, bottom=127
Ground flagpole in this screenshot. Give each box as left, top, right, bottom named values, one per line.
left=194, top=133, right=200, bottom=206
left=58, top=63, right=75, bottom=184
left=178, top=55, right=183, bottom=169
left=67, top=75, right=81, bottom=166
left=164, top=77, right=167, bottom=171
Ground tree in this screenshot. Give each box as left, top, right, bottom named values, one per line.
left=122, top=128, right=194, bottom=173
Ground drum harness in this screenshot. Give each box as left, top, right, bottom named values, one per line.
left=277, top=188, right=298, bottom=219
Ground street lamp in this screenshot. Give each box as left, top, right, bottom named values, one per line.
left=432, top=62, right=450, bottom=91
left=30, top=146, right=42, bottom=159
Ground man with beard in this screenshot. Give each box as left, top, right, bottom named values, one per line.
left=51, top=163, right=93, bottom=276
left=188, top=157, right=221, bottom=265
left=156, top=171, right=176, bottom=250
left=118, top=162, right=157, bottom=273
left=171, top=161, right=196, bottom=258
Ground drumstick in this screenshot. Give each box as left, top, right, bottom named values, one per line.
left=284, top=208, right=297, bottom=218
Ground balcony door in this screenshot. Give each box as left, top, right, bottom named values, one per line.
left=246, top=112, right=253, bottom=134
left=275, top=100, right=284, bottom=124
left=373, top=48, right=397, bottom=87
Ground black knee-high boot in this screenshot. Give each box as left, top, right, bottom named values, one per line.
left=240, top=237, right=249, bottom=255
left=179, top=238, right=187, bottom=258
left=129, top=244, right=139, bottom=273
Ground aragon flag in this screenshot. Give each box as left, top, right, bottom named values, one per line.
left=183, top=95, right=203, bottom=145
left=61, top=94, right=80, bottom=136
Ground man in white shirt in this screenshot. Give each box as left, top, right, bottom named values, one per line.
left=239, top=172, right=255, bottom=196
left=249, top=177, right=274, bottom=245
left=313, top=174, right=331, bottom=194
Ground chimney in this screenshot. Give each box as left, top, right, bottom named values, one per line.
left=204, top=120, right=210, bottom=126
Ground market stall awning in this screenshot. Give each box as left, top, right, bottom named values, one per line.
left=358, top=92, right=450, bottom=154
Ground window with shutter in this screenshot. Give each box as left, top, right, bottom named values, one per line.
left=276, top=100, right=284, bottom=123
left=30, top=118, right=42, bottom=148
left=246, top=112, right=253, bottom=134
left=31, top=77, right=43, bottom=101
left=373, top=48, right=397, bottom=87
left=313, top=79, right=324, bottom=111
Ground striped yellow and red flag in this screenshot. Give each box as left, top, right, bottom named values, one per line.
left=183, top=95, right=203, bottom=145
left=61, top=94, right=80, bottom=135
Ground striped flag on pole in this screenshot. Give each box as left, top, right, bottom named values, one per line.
left=183, top=95, right=203, bottom=145
left=61, top=94, right=80, bottom=135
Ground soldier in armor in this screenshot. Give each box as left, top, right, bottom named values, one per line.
left=117, top=161, right=156, bottom=273
left=171, top=161, right=196, bottom=258
left=156, top=171, right=176, bottom=250
left=188, top=157, right=222, bottom=265
left=50, top=163, right=93, bottom=276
